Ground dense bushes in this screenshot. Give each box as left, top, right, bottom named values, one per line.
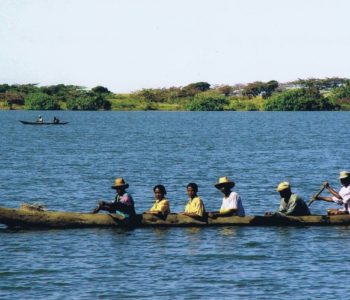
left=1, top=92, right=24, bottom=107
left=2, top=78, right=350, bottom=111
left=327, top=81, right=350, bottom=110
left=91, top=86, right=111, bottom=94
left=330, top=82, right=350, bottom=98
left=25, top=93, right=60, bottom=110
left=186, top=92, right=228, bottom=111
left=264, top=88, right=337, bottom=111
left=19, top=85, right=111, bottom=110
left=66, top=93, right=111, bottom=110
left=242, top=80, right=279, bottom=99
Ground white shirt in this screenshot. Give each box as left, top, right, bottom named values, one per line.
left=220, top=191, right=245, bottom=217
left=332, top=185, right=350, bottom=212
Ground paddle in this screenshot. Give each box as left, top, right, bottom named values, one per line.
left=307, top=184, right=326, bottom=207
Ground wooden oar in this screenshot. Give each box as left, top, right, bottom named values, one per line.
left=308, top=184, right=326, bottom=207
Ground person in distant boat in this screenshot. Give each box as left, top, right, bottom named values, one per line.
left=145, top=184, right=170, bottom=218
left=92, top=177, right=136, bottom=219
left=36, top=115, right=43, bottom=123
left=314, top=171, right=350, bottom=215
left=208, top=176, right=245, bottom=218
left=265, top=181, right=310, bottom=216
left=181, top=182, right=205, bottom=219
left=53, top=116, right=60, bottom=124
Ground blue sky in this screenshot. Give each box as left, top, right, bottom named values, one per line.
left=1, top=0, right=350, bottom=92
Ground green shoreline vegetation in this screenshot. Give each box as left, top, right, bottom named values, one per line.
left=1, top=77, right=350, bottom=111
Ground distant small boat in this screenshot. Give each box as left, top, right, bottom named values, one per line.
left=19, top=120, right=68, bottom=125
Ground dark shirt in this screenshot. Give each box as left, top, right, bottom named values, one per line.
left=276, top=193, right=310, bottom=216
left=113, top=192, right=136, bottom=216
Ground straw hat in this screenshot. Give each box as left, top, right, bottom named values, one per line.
left=111, top=177, right=129, bottom=189
left=339, top=171, right=350, bottom=179
left=215, top=176, right=235, bottom=189
left=276, top=181, right=290, bottom=192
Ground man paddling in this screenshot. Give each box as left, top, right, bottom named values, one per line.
left=92, top=177, right=136, bottom=219
left=265, top=181, right=310, bottom=216
left=36, top=115, right=43, bottom=123
left=314, top=171, right=350, bottom=215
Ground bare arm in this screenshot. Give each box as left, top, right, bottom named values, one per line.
left=208, top=209, right=237, bottom=218
left=324, top=182, right=342, bottom=199
left=315, top=196, right=334, bottom=203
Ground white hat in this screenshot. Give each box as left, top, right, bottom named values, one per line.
left=339, top=171, right=350, bottom=179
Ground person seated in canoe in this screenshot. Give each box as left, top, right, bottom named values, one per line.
left=92, top=177, right=136, bottom=219
left=180, top=182, right=206, bottom=219
left=314, top=171, right=350, bottom=215
left=36, top=115, right=43, bottom=123
left=144, top=184, right=170, bottom=219
left=265, top=181, right=310, bottom=216
left=53, top=116, right=60, bottom=124
left=208, top=176, right=245, bottom=219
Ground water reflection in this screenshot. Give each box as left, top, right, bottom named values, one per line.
left=152, top=227, right=171, bottom=237
left=217, top=226, right=239, bottom=237
left=185, top=227, right=202, bottom=235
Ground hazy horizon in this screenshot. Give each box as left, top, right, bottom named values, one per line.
left=1, top=0, right=350, bottom=93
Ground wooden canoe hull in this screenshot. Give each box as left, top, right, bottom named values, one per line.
left=19, top=121, right=68, bottom=125
left=1, top=206, right=350, bottom=229
left=0, top=206, right=125, bottom=228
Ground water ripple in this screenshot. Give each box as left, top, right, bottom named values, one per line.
left=2, top=111, right=350, bottom=299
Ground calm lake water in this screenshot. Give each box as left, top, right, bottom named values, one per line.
left=1, top=111, right=350, bottom=299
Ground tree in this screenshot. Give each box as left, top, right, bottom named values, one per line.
left=136, top=89, right=158, bottom=103
left=264, top=88, right=337, bottom=111
left=24, top=93, right=60, bottom=110
left=263, top=80, right=279, bottom=98
left=328, top=81, right=350, bottom=101
left=292, top=77, right=348, bottom=90
left=181, top=82, right=211, bottom=97
left=13, top=84, right=39, bottom=95
left=66, top=93, right=111, bottom=110
left=186, top=91, right=228, bottom=111
left=0, top=91, right=24, bottom=105
left=242, top=81, right=264, bottom=98
left=242, top=80, right=279, bottom=98
left=215, top=85, right=232, bottom=96
left=92, top=86, right=111, bottom=94
left=136, top=88, right=173, bottom=103
left=0, top=84, right=10, bottom=93
left=40, top=84, right=84, bottom=103
left=184, top=82, right=210, bottom=92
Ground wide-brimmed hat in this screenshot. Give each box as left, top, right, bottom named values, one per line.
left=111, top=177, right=129, bottom=189
left=276, top=181, right=290, bottom=192
left=339, top=171, right=350, bottom=179
left=215, top=176, right=235, bottom=189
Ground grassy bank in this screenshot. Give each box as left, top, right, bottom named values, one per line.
left=1, top=78, right=350, bottom=111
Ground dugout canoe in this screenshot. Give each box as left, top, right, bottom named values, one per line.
left=19, top=120, right=68, bottom=125
left=1, top=205, right=350, bottom=229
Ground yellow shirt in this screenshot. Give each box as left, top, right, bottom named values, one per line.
left=184, top=196, right=205, bottom=217
left=149, top=198, right=170, bottom=215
